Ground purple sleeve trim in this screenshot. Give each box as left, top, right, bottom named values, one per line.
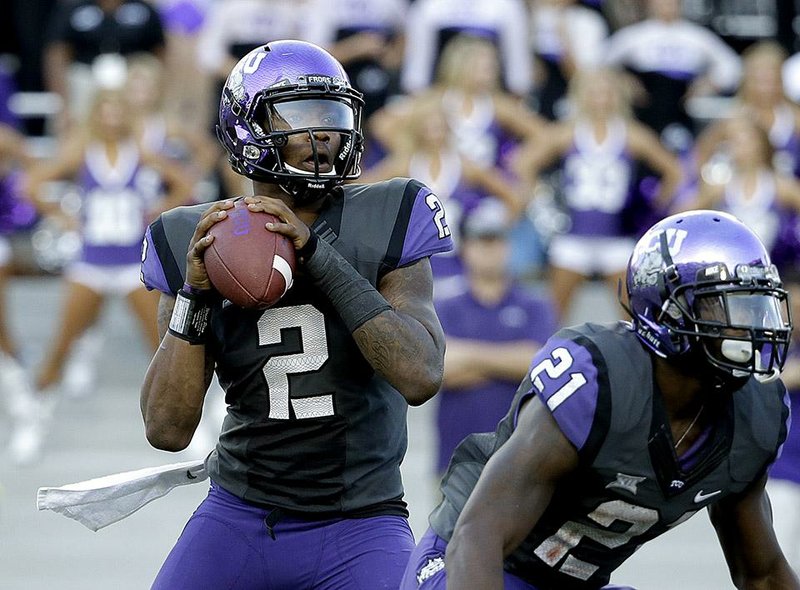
left=526, top=337, right=600, bottom=451
left=140, top=226, right=171, bottom=294
left=398, top=187, right=454, bottom=267
left=775, top=385, right=792, bottom=463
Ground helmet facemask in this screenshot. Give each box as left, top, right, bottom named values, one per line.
left=659, top=263, right=791, bottom=383
left=218, top=76, right=364, bottom=203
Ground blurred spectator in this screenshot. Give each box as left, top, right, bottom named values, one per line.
left=0, top=123, right=36, bottom=441
left=125, top=53, right=220, bottom=201
left=527, top=0, right=608, bottom=120
left=197, top=0, right=325, bottom=85
left=695, top=41, right=800, bottom=180
left=433, top=199, right=557, bottom=476
left=43, top=0, right=166, bottom=130
left=400, top=0, right=532, bottom=97
left=0, top=56, right=22, bottom=130
left=604, top=0, right=741, bottom=148
left=514, top=67, right=683, bottom=320
left=150, top=0, right=213, bottom=128
left=361, top=94, right=523, bottom=282
left=8, top=0, right=58, bottom=131
left=767, top=268, right=800, bottom=575
left=315, top=0, right=409, bottom=121
left=10, top=88, right=191, bottom=464
left=783, top=50, right=800, bottom=105
left=684, top=116, right=800, bottom=269
left=372, top=34, right=545, bottom=173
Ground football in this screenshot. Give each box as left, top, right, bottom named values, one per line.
left=204, top=200, right=295, bottom=309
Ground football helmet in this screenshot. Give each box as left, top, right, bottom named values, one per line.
left=625, top=210, right=791, bottom=383
left=216, top=40, right=364, bottom=201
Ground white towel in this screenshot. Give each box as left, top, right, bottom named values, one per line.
left=36, top=458, right=208, bottom=531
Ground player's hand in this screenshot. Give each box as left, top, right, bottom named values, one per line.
left=243, top=195, right=311, bottom=250
left=186, top=199, right=235, bottom=290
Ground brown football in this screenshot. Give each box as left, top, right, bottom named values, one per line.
left=204, top=200, right=295, bottom=309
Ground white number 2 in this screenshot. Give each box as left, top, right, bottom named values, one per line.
left=257, top=304, right=332, bottom=420
left=425, top=193, right=451, bottom=239
left=534, top=500, right=659, bottom=581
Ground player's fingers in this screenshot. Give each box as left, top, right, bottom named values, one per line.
left=265, top=219, right=310, bottom=249
left=191, top=204, right=233, bottom=244
left=245, top=196, right=297, bottom=224
left=191, top=234, right=215, bottom=256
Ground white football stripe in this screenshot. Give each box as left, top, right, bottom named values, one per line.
left=272, top=255, right=294, bottom=296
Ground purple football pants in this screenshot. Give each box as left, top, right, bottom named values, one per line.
left=152, top=483, right=415, bottom=590
left=401, top=528, right=637, bottom=590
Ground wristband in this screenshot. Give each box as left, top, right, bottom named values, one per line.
left=168, top=289, right=212, bottom=344
left=297, top=231, right=319, bottom=263
left=304, top=237, right=391, bottom=333
left=182, top=282, right=211, bottom=297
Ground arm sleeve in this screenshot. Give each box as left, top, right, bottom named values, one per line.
left=497, top=0, right=532, bottom=95
left=140, top=206, right=202, bottom=295
left=570, top=13, right=609, bottom=68
left=698, top=29, right=741, bottom=91
left=603, top=28, right=635, bottom=67
left=521, top=333, right=605, bottom=455
left=400, top=1, right=439, bottom=94
left=388, top=179, right=454, bottom=269
left=196, top=4, right=230, bottom=73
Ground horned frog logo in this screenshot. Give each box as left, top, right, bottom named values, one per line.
left=632, top=228, right=688, bottom=288
left=227, top=68, right=246, bottom=103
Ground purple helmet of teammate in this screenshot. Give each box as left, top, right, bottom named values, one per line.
left=216, top=40, right=364, bottom=201
left=625, top=210, right=792, bottom=383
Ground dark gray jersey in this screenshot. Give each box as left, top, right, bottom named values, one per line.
left=141, top=178, right=453, bottom=515
left=430, top=321, right=790, bottom=590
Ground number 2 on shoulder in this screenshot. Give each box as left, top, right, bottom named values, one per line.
left=529, top=347, right=587, bottom=411
left=425, top=193, right=451, bottom=239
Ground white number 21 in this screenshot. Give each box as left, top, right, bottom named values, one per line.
left=529, top=347, right=587, bottom=411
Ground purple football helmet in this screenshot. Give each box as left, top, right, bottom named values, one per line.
left=625, top=210, right=791, bottom=383
left=216, top=40, right=364, bottom=201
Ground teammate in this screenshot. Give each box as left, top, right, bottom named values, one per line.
left=402, top=210, right=800, bottom=590
left=139, top=40, right=452, bottom=589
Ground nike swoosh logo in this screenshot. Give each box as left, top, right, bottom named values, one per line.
left=694, top=489, right=722, bottom=503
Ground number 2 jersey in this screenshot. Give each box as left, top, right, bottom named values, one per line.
left=430, top=321, right=790, bottom=590
left=140, top=178, right=453, bottom=516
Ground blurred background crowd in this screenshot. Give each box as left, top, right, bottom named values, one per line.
left=4, top=0, right=800, bottom=577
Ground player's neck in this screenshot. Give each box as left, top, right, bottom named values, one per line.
left=653, top=356, right=706, bottom=420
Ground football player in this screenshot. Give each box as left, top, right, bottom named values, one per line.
left=139, top=40, right=453, bottom=589
left=401, top=210, right=800, bottom=589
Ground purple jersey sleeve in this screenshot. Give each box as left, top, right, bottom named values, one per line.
left=519, top=336, right=601, bottom=452
left=140, top=225, right=172, bottom=294
left=397, top=183, right=454, bottom=267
